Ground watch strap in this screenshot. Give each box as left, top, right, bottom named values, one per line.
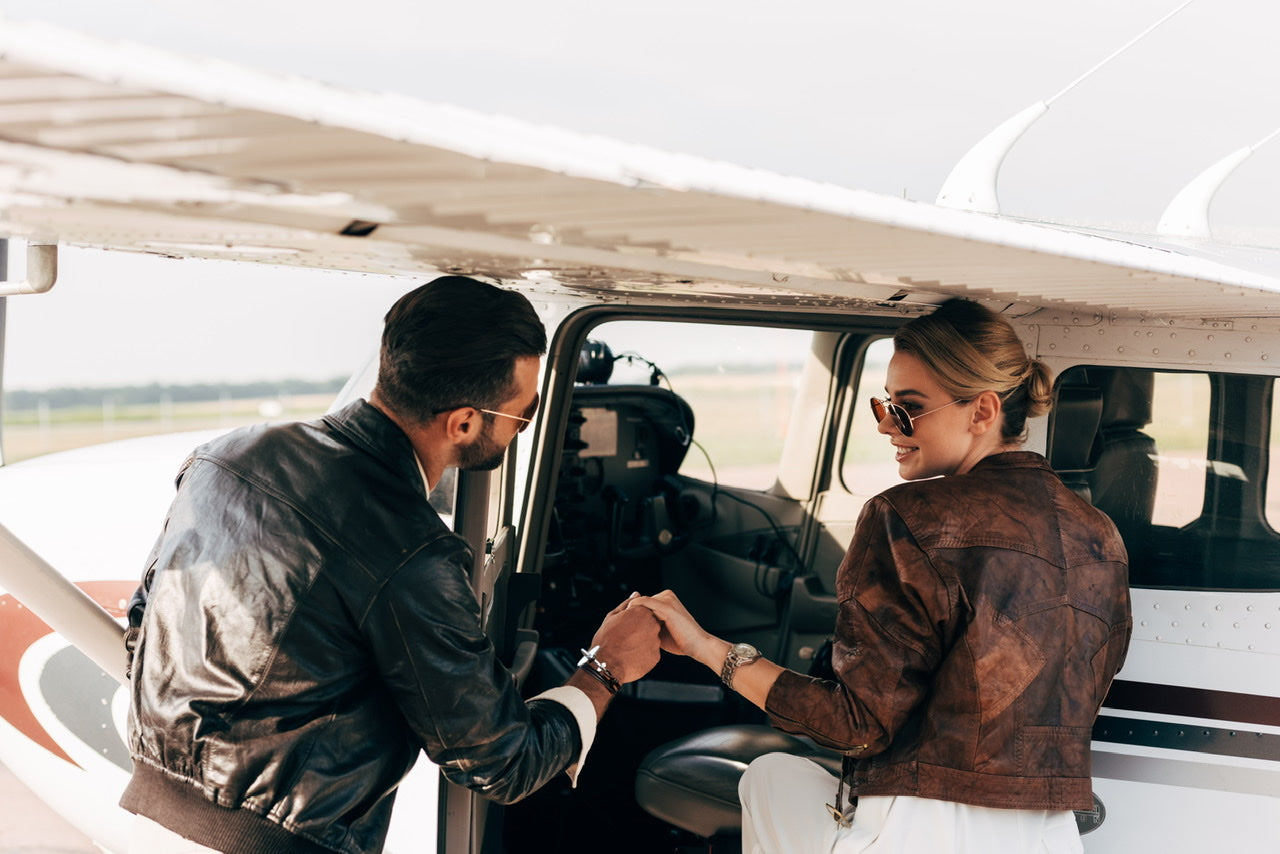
left=720, top=643, right=760, bottom=690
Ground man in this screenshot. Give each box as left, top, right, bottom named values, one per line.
left=121, top=276, right=661, bottom=854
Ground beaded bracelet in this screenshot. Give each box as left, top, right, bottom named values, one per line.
left=577, top=645, right=621, bottom=694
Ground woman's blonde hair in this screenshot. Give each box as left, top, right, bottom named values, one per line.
left=893, top=299, right=1053, bottom=443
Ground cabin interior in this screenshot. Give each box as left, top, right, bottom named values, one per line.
left=467, top=308, right=1280, bottom=853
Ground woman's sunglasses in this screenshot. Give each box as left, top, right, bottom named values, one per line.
left=869, top=397, right=965, bottom=437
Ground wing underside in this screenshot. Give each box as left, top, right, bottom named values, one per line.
left=2, top=16, right=1280, bottom=320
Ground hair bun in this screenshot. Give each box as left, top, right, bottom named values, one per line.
left=1024, top=359, right=1054, bottom=419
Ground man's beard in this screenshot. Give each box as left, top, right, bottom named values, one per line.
left=457, top=423, right=507, bottom=471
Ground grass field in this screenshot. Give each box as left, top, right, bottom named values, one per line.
left=2, top=393, right=335, bottom=463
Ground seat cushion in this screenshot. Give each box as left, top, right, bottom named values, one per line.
left=634, top=724, right=843, bottom=838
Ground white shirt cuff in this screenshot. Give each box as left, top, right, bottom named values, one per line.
left=531, top=685, right=597, bottom=787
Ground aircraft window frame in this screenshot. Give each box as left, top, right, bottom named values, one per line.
left=838, top=335, right=901, bottom=501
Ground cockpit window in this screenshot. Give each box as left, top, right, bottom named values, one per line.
left=578, top=320, right=810, bottom=491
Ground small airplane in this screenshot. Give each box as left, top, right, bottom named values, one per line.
left=0, top=15, right=1277, bottom=854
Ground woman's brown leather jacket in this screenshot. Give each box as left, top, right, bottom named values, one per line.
left=765, top=451, right=1131, bottom=811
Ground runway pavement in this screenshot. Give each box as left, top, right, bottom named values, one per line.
left=0, top=761, right=98, bottom=854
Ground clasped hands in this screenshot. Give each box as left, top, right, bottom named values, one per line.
left=588, top=589, right=714, bottom=685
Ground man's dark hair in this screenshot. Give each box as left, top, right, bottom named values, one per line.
left=374, top=276, right=547, bottom=424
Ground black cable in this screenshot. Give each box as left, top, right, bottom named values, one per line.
left=713, top=488, right=805, bottom=587
left=613, top=350, right=801, bottom=591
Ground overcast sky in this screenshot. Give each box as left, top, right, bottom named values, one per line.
left=1, top=0, right=1278, bottom=389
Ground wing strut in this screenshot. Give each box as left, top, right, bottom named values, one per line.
left=0, top=240, right=59, bottom=466
left=0, top=520, right=127, bottom=685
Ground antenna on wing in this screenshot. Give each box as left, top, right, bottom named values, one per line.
left=1157, top=127, right=1280, bottom=238
left=936, top=0, right=1197, bottom=214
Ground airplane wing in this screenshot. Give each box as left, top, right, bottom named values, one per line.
left=2, top=15, right=1280, bottom=320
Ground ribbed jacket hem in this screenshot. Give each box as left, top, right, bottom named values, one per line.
left=854, top=762, right=1094, bottom=812
left=120, top=763, right=336, bottom=854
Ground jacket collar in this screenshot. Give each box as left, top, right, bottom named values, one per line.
left=323, top=399, right=425, bottom=494
left=969, top=450, right=1052, bottom=474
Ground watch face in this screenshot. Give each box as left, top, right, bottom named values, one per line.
left=731, top=643, right=760, bottom=660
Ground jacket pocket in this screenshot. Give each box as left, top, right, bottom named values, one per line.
left=970, top=596, right=1046, bottom=724
left=1014, top=725, right=1091, bottom=773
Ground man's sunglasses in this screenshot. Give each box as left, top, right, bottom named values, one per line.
left=476, top=407, right=533, bottom=432
left=477, top=392, right=540, bottom=433
left=435, top=393, right=540, bottom=433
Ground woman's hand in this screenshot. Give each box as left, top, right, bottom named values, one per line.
left=630, top=589, right=784, bottom=711
left=628, top=589, right=722, bottom=667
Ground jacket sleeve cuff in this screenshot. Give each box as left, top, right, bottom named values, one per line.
left=530, top=685, right=597, bottom=787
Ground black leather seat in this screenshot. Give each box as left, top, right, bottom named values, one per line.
left=1088, top=370, right=1158, bottom=572
left=634, top=725, right=842, bottom=839
left=1049, top=368, right=1158, bottom=571
left=1048, top=382, right=1104, bottom=501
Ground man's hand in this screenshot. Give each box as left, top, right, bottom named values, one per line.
left=588, top=595, right=661, bottom=684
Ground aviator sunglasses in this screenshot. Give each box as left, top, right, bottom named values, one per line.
left=434, top=393, right=540, bottom=433
left=477, top=392, right=541, bottom=433
left=869, top=396, right=965, bottom=437
left=476, top=407, right=533, bottom=432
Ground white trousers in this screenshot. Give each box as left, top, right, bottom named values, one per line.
left=129, top=814, right=221, bottom=854
left=739, top=752, right=1085, bottom=854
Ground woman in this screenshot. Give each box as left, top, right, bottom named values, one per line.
left=632, top=299, right=1131, bottom=853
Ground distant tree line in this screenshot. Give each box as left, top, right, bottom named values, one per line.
left=4, top=360, right=802, bottom=413
left=3, top=377, right=348, bottom=411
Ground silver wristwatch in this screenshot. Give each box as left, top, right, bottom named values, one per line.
left=720, top=642, right=762, bottom=690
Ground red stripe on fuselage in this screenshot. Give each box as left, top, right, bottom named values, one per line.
left=1105, top=679, right=1280, bottom=728
left=0, top=581, right=134, bottom=767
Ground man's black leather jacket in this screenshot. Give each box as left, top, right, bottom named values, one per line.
left=121, top=400, right=579, bottom=854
